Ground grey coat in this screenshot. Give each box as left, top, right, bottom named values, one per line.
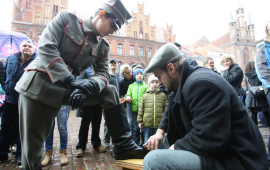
left=15, top=10, right=111, bottom=108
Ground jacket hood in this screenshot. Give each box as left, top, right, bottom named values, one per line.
left=245, top=70, right=257, bottom=79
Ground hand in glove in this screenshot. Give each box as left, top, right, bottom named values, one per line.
left=62, top=75, right=100, bottom=95
left=69, top=88, right=87, bottom=109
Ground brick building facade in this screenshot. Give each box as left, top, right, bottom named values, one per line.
left=11, top=0, right=69, bottom=43
left=11, top=1, right=178, bottom=67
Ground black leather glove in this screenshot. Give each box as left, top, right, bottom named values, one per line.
left=69, top=88, right=87, bottom=109
left=62, top=75, right=100, bottom=95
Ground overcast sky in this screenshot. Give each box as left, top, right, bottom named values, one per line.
left=1, top=0, right=269, bottom=45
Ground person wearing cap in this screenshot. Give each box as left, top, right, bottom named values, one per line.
left=14, top=0, right=148, bottom=169
left=103, top=58, right=123, bottom=148
left=137, top=74, right=168, bottom=145
left=131, top=63, right=143, bottom=71
left=142, top=43, right=268, bottom=170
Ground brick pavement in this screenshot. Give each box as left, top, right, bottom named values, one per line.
left=0, top=111, right=269, bottom=170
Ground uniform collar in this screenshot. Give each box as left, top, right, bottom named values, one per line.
left=82, top=17, right=100, bottom=42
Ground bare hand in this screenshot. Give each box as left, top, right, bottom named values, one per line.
left=126, top=96, right=132, bottom=102
left=144, top=129, right=164, bottom=150
left=138, top=123, right=143, bottom=129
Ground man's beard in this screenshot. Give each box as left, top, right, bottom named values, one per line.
left=165, top=73, right=175, bottom=93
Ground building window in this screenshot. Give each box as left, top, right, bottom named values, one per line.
left=147, top=48, right=152, bottom=58
left=44, top=18, right=49, bottom=25
left=145, top=19, right=148, bottom=24
left=35, top=12, right=41, bottom=24
left=117, top=44, right=123, bottom=55
left=243, top=48, right=249, bottom=65
left=145, top=33, right=148, bottom=40
left=130, top=45, right=135, bottom=56
left=134, top=31, right=137, bottom=38
left=139, top=47, right=144, bottom=57
left=53, top=5, right=58, bottom=12
left=139, top=21, right=142, bottom=27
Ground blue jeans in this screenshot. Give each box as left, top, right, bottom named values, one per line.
left=126, top=103, right=132, bottom=130
left=143, top=150, right=201, bottom=170
left=143, top=127, right=157, bottom=144
left=130, top=112, right=143, bottom=145
left=45, top=105, right=69, bottom=151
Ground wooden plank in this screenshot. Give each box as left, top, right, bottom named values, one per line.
left=115, top=159, right=143, bottom=170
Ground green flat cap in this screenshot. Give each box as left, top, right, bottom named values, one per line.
left=144, top=43, right=184, bottom=74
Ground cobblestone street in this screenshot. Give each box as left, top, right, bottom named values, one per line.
left=0, top=110, right=269, bottom=170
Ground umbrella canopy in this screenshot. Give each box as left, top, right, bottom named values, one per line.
left=0, top=30, right=38, bottom=58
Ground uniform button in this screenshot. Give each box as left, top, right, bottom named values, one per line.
left=80, top=52, right=83, bottom=55
left=85, top=43, right=88, bottom=46
left=71, top=36, right=74, bottom=39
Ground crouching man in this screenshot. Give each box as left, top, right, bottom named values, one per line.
left=143, top=43, right=268, bottom=170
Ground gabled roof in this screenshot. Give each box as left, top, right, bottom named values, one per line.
left=191, top=36, right=210, bottom=49
left=211, top=32, right=230, bottom=48
left=200, top=44, right=225, bottom=57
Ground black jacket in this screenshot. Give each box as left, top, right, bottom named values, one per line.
left=159, top=59, right=268, bottom=170
left=245, top=70, right=269, bottom=110
left=223, top=63, right=244, bottom=95
left=0, top=60, right=5, bottom=90
left=119, top=77, right=135, bottom=98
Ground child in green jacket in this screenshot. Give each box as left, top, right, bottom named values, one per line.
left=137, top=74, right=168, bottom=145
left=125, top=69, right=149, bottom=145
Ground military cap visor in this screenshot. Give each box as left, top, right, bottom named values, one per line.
left=100, top=0, right=132, bottom=34
left=144, top=43, right=184, bottom=74
left=105, top=11, right=121, bottom=34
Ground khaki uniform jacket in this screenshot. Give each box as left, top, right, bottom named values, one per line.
left=137, top=89, right=168, bottom=128
left=15, top=10, right=111, bottom=108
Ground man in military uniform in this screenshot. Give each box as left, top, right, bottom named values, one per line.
left=15, top=1, right=147, bottom=169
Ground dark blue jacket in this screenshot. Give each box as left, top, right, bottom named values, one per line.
left=109, top=71, right=123, bottom=95
left=4, top=52, right=36, bottom=104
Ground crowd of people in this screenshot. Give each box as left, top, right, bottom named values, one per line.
left=0, top=0, right=270, bottom=169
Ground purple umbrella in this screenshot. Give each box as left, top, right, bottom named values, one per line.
left=0, top=30, right=38, bottom=58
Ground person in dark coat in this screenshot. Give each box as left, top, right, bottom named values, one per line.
left=142, top=43, right=268, bottom=170
left=203, top=56, right=221, bottom=75
left=75, top=67, right=106, bottom=156
left=0, top=40, right=36, bottom=164
left=244, top=61, right=269, bottom=126
left=222, top=55, right=244, bottom=96
left=0, top=60, right=5, bottom=90
left=119, top=64, right=134, bottom=98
